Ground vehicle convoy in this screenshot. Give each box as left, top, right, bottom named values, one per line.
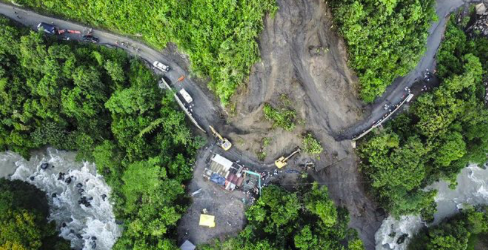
left=275, top=148, right=301, bottom=169
left=153, top=60, right=170, bottom=72
left=37, top=22, right=57, bottom=34
left=82, top=34, right=99, bottom=43
left=209, top=126, right=232, bottom=151
left=179, top=89, right=193, bottom=104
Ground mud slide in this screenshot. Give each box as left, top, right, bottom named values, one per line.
left=228, top=0, right=383, bottom=248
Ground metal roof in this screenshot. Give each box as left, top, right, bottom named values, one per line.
left=211, top=154, right=233, bottom=171
left=180, top=240, right=196, bottom=250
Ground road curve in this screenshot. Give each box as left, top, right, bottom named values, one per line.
left=0, top=1, right=223, bottom=133
left=341, top=0, right=471, bottom=139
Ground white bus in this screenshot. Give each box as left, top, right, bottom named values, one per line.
left=179, top=89, right=193, bottom=104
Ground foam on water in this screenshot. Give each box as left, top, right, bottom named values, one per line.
left=0, top=148, right=121, bottom=250
left=375, top=165, right=488, bottom=250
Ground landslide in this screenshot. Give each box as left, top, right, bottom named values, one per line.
left=225, top=0, right=384, bottom=248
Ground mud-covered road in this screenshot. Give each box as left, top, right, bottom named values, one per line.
left=0, top=0, right=472, bottom=249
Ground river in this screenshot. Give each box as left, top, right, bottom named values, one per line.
left=0, top=148, right=121, bottom=250
left=375, top=164, right=488, bottom=250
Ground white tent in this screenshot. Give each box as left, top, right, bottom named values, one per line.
left=211, top=154, right=233, bottom=171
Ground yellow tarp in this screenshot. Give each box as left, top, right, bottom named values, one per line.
left=199, top=214, right=215, bottom=228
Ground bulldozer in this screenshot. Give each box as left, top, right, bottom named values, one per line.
left=275, top=147, right=301, bottom=169
left=209, top=125, right=232, bottom=151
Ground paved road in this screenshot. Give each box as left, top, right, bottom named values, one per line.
left=341, top=0, right=471, bottom=139
left=0, top=1, right=223, bottom=134
left=0, top=1, right=273, bottom=171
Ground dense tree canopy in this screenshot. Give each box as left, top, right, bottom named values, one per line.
left=17, top=0, right=277, bottom=105
left=202, top=184, right=363, bottom=250
left=330, top=0, right=437, bottom=102
left=358, top=16, right=488, bottom=217
left=0, top=17, right=201, bottom=249
left=0, top=179, right=70, bottom=250
left=408, top=206, right=488, bottom=250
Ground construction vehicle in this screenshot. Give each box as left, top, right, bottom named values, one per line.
left=209, top=125, right=232, bottom=151
left=275, top=147, right=301, bottom=169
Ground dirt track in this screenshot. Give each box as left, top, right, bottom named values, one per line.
left=228, top=0, right=383, bottom=248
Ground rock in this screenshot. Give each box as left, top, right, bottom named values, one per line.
left=101, top=194, right=107, bottom=201
left=91, top=236, right=97, bottom=240
left=29, top=176, right=35, bottom=181
left=78, top=188, right=85, bottom=194
left=40, top=163, right=49, bottom=170
left=52, top=193, right=57, bottom=198
left=76, top=183, right=83, bottom=188
left=62, top=222, right=67, bottom=227
left=65, top=176, right=72, bottom=184
left=58, top=172, right=65, bottom=180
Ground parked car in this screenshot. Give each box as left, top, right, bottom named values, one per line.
left=153, top=61, right=170, bottom=72
left=82, top=35, right=99, bottom=43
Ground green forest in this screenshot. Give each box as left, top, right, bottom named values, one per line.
left=408, top=206, right=488, bottom=250
left=330, top=0, right=437, bottom=102
left=15, top=0, right=277, bottom=105
left=202, top=184, right=363, bottom=250
left=0, top=179, right=70, bottom=250
left=357, top=15, right=488, bottom=218
left=0, top=16, right=201, bottom=249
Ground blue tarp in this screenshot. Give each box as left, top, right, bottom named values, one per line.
left=210, top=173, right=226, bottom=186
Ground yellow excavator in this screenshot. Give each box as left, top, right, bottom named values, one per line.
left=275, top=147, right=301, bottom=169
left=209, top=125, right=232, bottom=151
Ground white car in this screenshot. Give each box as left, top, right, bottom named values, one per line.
left=153, top=61, right=170, bottom=72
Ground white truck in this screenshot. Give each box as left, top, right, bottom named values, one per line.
left=179, top=89, right=193, bottom=104
left=153, top=61, right=170, bottom=72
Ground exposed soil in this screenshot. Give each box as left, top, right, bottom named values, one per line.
left=226, top=0, right=383, bottom=248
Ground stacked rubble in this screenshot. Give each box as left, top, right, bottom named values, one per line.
left=467, top=3, right=488, bottom=37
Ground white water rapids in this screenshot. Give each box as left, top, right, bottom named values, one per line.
left=375, top=164, right=488, bottom=250
left=0, top=148, right=122, bottom=250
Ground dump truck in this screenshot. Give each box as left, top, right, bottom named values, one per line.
left=275, top=147, right=300, bottom=169
left=209, top=125, right=232, bottom=151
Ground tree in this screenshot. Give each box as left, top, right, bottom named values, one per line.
left=209, top=184, right=363, bottom=250
left=0, top=179, right=70, bottom=250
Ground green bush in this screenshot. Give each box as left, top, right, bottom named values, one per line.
left=17, top=0, right=277, bottom=105
left=330, top=0, right=437, bottom=102
left=357, top=18, right=488, bottom=217
left=408, top=206, right=488, bottom=250
left=0, top=17, right=200, bottom=249
left=303, top=133, right=323, bottom=156
left=203, top=184, right=363, bottom=250
left=0, top=179, right=70, bottom=250
left=263, top=103, right=296, bottom=131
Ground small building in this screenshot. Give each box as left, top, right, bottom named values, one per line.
left=199, top=214, right=216, bottom=228
left=180, top=240, right=196, bottom=250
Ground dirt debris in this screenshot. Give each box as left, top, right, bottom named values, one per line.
left=227, top=0, right=383, bottom=248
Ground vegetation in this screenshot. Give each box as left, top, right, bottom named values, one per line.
left=0, top=179, right=70, bottom=250
left=202, top=183, right=364, bottom=250
left=302, top=133, right=323, bottom=157
left=357, top=15, right=488, bottom=217
left=330, top=0, right=437, bottom=102
left=0, top=17, right=201, bottom=249
left=17, top=0, right=277, bottom=105
left=263, top=103, right=296, bottom=131
left=408, top=206, right=488, bottom=250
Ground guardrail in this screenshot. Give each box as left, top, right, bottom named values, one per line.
left=352, top=94, right=412, bottom=141
left=159, top=78, right=206, bottom=133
